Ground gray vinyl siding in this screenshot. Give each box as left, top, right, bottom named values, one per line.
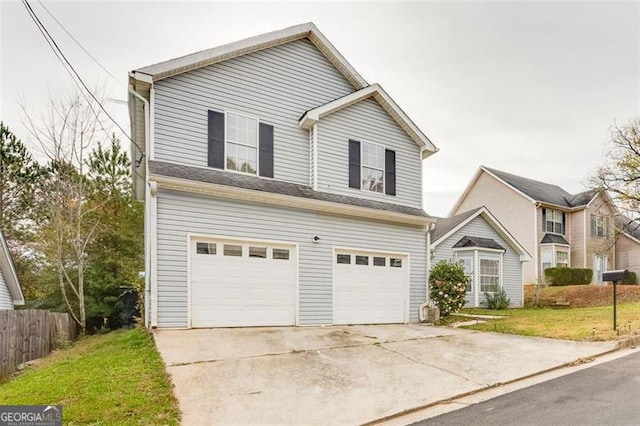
left=0, top=271, right=13, bottom=310
left=156, top=189, right=427, bottom=328
left=431, top=216, right=523, bottom=307
left=317, top=98, right=422, bottom=209
left=153, top=38, right=355, bottom=186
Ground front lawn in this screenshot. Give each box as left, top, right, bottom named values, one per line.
left=0, top=328, right=179, bottom=425
left=454, top=302, right=640, bottom=341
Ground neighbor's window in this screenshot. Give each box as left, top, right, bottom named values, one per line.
left=226, top=112, right=258, bottom=174
left=591, top=214, right=610, bottom=238
left=479, top=258, right=499, bottom=293
left=361, top=141, right=384, bottom=193
left=541, top=247, right=553, bottom=272
left=556, top=251, right=569, bottom=268
left=546, top=209, right=563, bottom=234
left=457, top=257, right=473, bottom=293
left=196, top=242, right=216, bottom=255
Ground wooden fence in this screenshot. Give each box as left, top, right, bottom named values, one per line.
left=0, top=309, right=78, bottom=380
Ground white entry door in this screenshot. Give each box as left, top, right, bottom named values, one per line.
left=190, top=238, right=296, bottom=327
left=594, top=255, right=607, bottom=285
left=333, top=249, right=408, bottom=325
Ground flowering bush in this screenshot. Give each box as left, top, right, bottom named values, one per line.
left=428, top=260, right=468, bottom=317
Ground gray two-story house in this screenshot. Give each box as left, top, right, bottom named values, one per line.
left=128, top=23, right=438, bottom=329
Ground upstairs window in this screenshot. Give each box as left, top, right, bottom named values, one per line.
left=361, top=142, right=385, bottom=193
left=590, top=214, right=610, bottom=238
left=207, top=110, right=274, bottom=178
left=348, top=139, right=396, bottom=196
left=226, top=113, right=258, bottom=174
left=544, top=209, right=564, bottom=234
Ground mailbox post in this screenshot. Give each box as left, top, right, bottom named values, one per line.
left=602, top=269, right=629, bottom=331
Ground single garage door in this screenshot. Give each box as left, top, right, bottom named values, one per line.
left=190, top=238, right=296, bottom=327
left=333, top=249, right=408, bottom=325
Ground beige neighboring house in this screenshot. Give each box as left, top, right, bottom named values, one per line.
left=0, top=230, right=25, bottom=309
left=450, top=166, right=619, bottom=285
left=615, top=216, right=640, bottom=280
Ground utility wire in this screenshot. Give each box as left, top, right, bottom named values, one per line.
left=21, top=0, right=145, bottom=168
left=36, top=0, right=125, bottom=88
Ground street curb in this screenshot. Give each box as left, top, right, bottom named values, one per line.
left=364, top=336, right=638, bottom=426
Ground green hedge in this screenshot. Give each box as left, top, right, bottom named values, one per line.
left=623, top=271, right=637, bottom=285
left=544, top=267, right=592, bottom=286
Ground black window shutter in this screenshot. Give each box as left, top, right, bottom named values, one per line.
left=562, top=212, right=566, bottom=235
left=542, top=208, right=546, bottom=232
left=348, top=139, right=361, bottom=189
left=385, top=149, right=396, bottom=196
left=208, top=110, right=225, bottom=169
left=259, top=123, right=274, bottom=178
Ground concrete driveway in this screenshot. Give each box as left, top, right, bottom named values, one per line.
left=153, top=325, right=616, bottom=425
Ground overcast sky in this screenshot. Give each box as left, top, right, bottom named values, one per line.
left=1, top=1, right=639, bottom=216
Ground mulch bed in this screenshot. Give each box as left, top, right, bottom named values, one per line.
left=524, top=284, right=640, bottom=308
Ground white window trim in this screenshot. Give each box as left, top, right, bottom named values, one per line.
left=540, top=243, right=571, bottom=275
left=546, top=209, right=564, bottom=235
left=360, top=139, right=386, bottom=194
left=454, top=249, right=504, bottom=305
left=224, top=110, right=260, bottom=176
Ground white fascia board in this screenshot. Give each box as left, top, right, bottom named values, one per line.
left=431, top=206, right=532, bottom=261
left=0, top=231, right=24, bottom=305
left=151, top=174, right=435, bottom=226
left=131, top=22, right=368, bottom=89
left=622, top=232, right=640, bottom=245
left=299, top=83, right=437, bottom=158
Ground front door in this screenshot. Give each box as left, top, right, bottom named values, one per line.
left=594, top=255, right=607, bottom=285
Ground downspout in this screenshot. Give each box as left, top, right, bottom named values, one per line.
left=420, top=222, right=436, bottom=322
left=128, top=83, right=153, bottom=327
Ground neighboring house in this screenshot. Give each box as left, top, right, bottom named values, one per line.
left=429, top=207, right=530, bottom=307
left=0, top=230, right=25, bottom=310
left=615, top=216, right=640, bottom=281
left=450, top=166, right=618, bottom=285
left=128, top=23, right=438, bottom=329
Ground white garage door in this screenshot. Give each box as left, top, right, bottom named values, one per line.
left=190, top=238, right=296, bottom=327
left=333, top=249, right=408, bottom=325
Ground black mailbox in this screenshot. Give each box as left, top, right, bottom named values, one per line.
left=602, top=270, right=629, bottom=282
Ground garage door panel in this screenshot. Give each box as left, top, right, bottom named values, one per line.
left=333, top=250, right=408, bottom=325
left=190, top=239, right=296, bottom=328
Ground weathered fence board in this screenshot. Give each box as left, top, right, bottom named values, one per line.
left=0, top=310, right=78, bottom=380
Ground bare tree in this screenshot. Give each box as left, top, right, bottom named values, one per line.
left=592, top=119, right=640, bottom=216
left=22, top=90, right=108, bottom=333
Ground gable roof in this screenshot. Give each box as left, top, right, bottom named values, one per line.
left=149, top=161, right=434, bottom=225
left=430, top=206, right=530, bottom=260
left=299, top=84, right=438, bottom=158
left=452, top=236, right=505, bottom=251
left=617, top=215, right=640, bottom=242
left=451, top=166, right=599, bottom=215
left=130, top=22, right=368, bottom=88
left=483, top=167, right=598, bottom=208
left=0, top=230, right=25, bottom=306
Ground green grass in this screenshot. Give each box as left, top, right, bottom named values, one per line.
left=0, top=328, right=179, bottom=425
left=453, top=302, right=640, bottom=341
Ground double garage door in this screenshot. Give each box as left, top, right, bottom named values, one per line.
left=189, top=237, right=408, bottom=327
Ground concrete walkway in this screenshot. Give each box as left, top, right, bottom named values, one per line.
left=153, top=325, right=616, bottom=425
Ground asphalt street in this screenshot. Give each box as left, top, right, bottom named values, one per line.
left=413, top=350, right=640, bottom=426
